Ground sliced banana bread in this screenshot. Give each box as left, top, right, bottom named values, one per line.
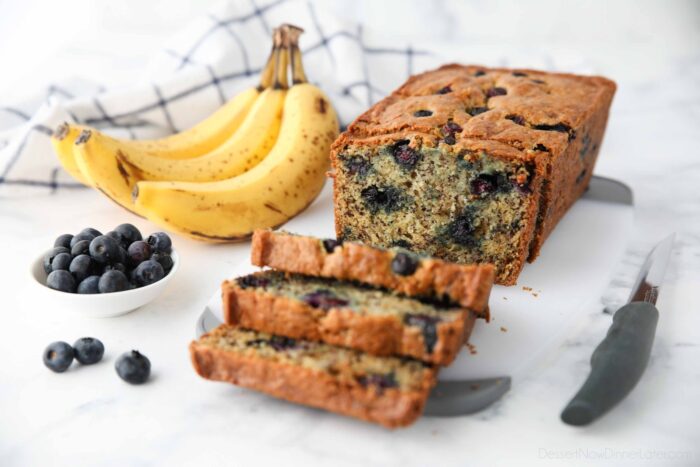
left=223, top=270, right=476, bottom=365
left=190, top=325, right=436, bottom=428
left=251, top=229, right=494, bottom=316
left=330, top=64, right=616, bottom=284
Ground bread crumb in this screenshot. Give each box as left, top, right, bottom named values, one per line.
left=502, top=296, right=508, bottom=300
left=522, top=286, right=533, bottom=292
left=500, top=326, right=507, bottom=332
left=532, top=292, right=539, bottom=298
left=466, top=343, right=478, bottom=355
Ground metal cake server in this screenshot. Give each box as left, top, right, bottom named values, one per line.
left=561, top=233, right=676, bottom=426
left=195, top=306, right=510, bottom=417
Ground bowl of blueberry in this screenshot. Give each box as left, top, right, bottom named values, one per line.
left=30, top=223, right=179, bottom=317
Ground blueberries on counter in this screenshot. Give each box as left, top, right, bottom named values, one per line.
left=115, top=350, right=152, bottom=384
left=43, top=338, right=152, bottom=385
left=42, top=224, right=173, bottom=294
left=43, top=341, right=74, bottom=373
left=73, top=337, right=105, bottom=365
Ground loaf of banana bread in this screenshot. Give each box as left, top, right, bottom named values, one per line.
left=330, top=64, right=616, bottom=284
left=190, top=325, right=436, bottom=428
left=251, top=229, right=494, bottom=315
left=223, top=271, right=476, bottom=365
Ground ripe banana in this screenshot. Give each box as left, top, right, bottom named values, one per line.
left=133, top=81, right=339, bottom=241
left=70, top=34, right=289, bottom=213
left=51, top=123, right=91, bottom=186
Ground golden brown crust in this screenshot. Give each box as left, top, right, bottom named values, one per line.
left=222, top=280, right=476, bottom=365
left=189, top=336, right=436, bottom=428
left=329, top=64, right=616, bottom=284
left=251, top=230, right=494, bottom=314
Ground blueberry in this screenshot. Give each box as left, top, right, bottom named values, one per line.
left=70, top=239, right=91, bottom=257
left=436, top=85, right=452, bottom=94
left=132, top=260, right=164, bottom=287
left=413, top=109, right=433, bottom=117
left=69, top=254, right=92, bottom=281
left=442, top=121, right=462, bottom=134
left=391, top=140, right=421, bottom=169
left=151, top=252, right=173, bottom=272
left=361, top=185, right=405, bottom=214
left=533, top=122, right=575, bottom=141
left=506, top=114, right=526, bottom=126
left=81, top=227, right=102, bottom=238
left=301, top=289, right=349, bottom=310
left=54, top=234, right=73, bottom=249
left=512, top=71, right=528, bottom=77
left=268, top=335, right=299, bottom=351
left=446, top=209, right=477, bottom=246
left=404, top=314, right=441, bottom=353
left=104, top=262, right=127, bottom=274
left=236, top=274, right=269, bottom=289
left=146, top=232, right=172, bottom=254
left=471, top=174, right=498, bottom=195
left=51, top=252, right=72, bottom=272
left=127, top=241, right=152, bottom=267
left=473, top=70, right=486, bottom=77
left=486, top=87, right=507, bottom=97
left=321, top=239, right=341, bottom=253
left=73, top=337, right=104, bottom=365
left=532, top=79, right=546, bottom=84
left=114, top=223, right=142, bottom=245
left=533, top=143, right=549, bottom=152
left=467, top=107, right=489, bottom=117
left=77, top=275, right=100, bottom=294
left=43, top=341, right=74, bottom=373
left=356, top=372, right=398, bottom=393
left=342, top=155, right=370, bottom=178
left=390, top=239, right=413, bottom=249
left=106, top=230, right=125, bottom=247
left=391, top=252, right=419, bottom=276
left=43, top=246, right=70, bottom=274
left=47, top=270, right=76, bottom=293
left=443, top=134, right=456, bottom=145
left=98, top=270, right=129, bottom=293
left=115, top=350, right=151, bottom=384
left=89, top=235, right=121, bottom=264
left=70, top=232, right=96, bottom=249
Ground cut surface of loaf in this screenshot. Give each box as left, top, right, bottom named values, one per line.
left=330, top=64, right=616, bottom=284
left=190, top=325, right=436, bottom=428
left=223, top=270, right=476, bottom=365
left=251, top=229, right=494, bottom=315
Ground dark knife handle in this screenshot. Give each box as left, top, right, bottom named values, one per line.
left=561, top=301, right=659, bottom=426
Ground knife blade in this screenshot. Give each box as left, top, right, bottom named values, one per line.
left=561, top=233, right=675, bottom=426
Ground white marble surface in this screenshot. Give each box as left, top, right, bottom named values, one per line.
left=1, top=1, right=700, bottom=466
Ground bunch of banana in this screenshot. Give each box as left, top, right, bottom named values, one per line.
left=51, top=25, right=339, bottom=241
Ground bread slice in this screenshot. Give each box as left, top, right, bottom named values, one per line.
left=223, top=271, right=476, bottom=365
left=251, top=229, right=494, bottom=317
left=190, top=325, right=436, bottom=428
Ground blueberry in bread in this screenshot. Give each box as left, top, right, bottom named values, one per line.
left=330, top=64, right=616, bottom=284
left=190, top=325, right=436, bottom=428
left=223, top=270, right=476, bottom=365
left=251, top=229, right=494, bottom=316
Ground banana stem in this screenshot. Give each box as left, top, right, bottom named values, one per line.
left=257, top=42, right=277, bottom=91
left=284, top=24, right=307, bottom=85
left=272, top=27, right=289, bottom=90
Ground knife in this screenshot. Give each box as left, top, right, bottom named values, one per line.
left=561, top=233, right=675, bottom=426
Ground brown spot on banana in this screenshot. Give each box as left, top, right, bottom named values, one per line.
left=75, top=129, right=92, bottom=145
left=264, top=203, right=285, bottom=215
left=53, top=122, right=70, bottom=140
left=316, top=97, right=327, bottom=114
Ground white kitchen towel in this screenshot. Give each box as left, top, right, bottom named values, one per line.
left=0, top=0, right=592, bottom=196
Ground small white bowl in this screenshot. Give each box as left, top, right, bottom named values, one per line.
left=29, top=251, right=179, bottom=318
